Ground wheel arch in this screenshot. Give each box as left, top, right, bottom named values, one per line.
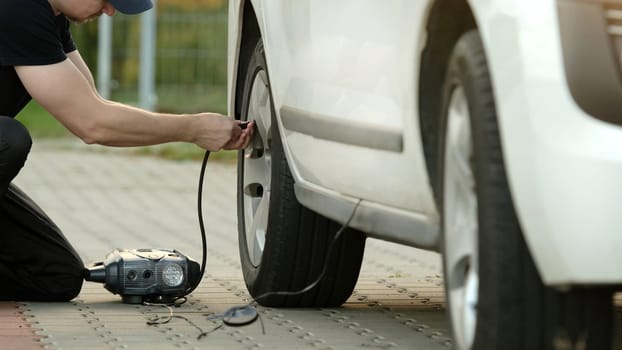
left=419, top=0, right=477, bottom=200
left=233, top=1, right=262, bottom=121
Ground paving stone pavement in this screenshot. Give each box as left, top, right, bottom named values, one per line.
left=7, top=141, right=622, bottom=350
left=9, top=141, right=450, bottom=350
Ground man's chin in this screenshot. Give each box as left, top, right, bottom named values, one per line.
left=65, top=15, right=100, bottom=24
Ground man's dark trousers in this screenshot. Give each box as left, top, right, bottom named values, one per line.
left=0, top=116, right=83, bottom=301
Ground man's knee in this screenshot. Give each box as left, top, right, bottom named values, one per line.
left=44, top=255, right=85, bottom=301
left=51, top=274, right=83, bottom=302
left=38, top=268, right=84, bottom=302
left=0, top=260, right=84, bottom=302
left=0, top=116, right=32, bottom=168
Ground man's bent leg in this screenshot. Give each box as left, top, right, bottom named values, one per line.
left=0, top=117, right=84, bottom=301
left=0, top=117, right=31, bottom=196
left=0, top=186, right=84, bottom=301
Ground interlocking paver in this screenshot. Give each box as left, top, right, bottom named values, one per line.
left=0, top=302, right=42, bottom=350
left=3, top=140, right=620, bottom=349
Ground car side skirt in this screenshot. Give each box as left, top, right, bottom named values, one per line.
left=294, top=182, right=440, bottom=251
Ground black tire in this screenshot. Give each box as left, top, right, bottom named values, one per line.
left=438, top=30, right=614, bottom=350
left=236, top=39, right=366, bottom=307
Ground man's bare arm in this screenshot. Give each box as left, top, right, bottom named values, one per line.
left=16, top=59, right=252, bottom=150
left=66, top=51, right=96, bottom=91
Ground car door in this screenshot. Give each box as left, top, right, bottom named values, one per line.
left=258, top=0, right=437, bottom=216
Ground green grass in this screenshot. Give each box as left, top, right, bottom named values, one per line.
left=14, top=100, right=238, bottom=163
left=133, top=143, right=239, bottom=163
left=111, top=84, right=228, bottom=115
left=156, top=85, right=228, bottom=114
left=16, top=100, right=71, bottom=138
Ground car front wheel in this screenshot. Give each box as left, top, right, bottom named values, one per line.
left=237, top=39, right=366, bottom=307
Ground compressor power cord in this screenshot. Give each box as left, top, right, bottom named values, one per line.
left=147, top=140, right=362, bottom=339
left=185, top=149, right=211, bottom=297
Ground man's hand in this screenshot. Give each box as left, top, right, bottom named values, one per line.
left=223, top=120, right=255, bottom=150
left=192, top=113, right=254, bottom=151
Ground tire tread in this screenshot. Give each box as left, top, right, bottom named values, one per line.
left=238, top=39, right=366, bottom=308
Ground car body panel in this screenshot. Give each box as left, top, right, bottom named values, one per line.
left=228, top=0, right=622, bottom=286
left=473, top=0, right=622, bottom=285
left=258, top=0, right=438, bottom=217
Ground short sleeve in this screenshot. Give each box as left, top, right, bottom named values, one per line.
left=0, top=0, right=68, bottom=66
left=57, top=15, right=77, bottom=54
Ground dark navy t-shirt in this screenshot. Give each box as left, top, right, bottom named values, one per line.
left=0, top=0, right=76, bottom=117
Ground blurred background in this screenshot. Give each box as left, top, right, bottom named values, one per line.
left=17, top=0, right=229, bottom=160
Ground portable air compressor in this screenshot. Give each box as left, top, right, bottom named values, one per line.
left=84, top=122, right=249, bottom=305
left=84, top=248, right=201, bottom=304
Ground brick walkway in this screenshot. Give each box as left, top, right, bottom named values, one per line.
left=1, top=141, right=620, bottom=349
left=7, top=142, right=451, bottom=349
left=0, top=302, right=41, bottom=350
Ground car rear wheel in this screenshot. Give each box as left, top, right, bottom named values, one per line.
left=237, top=39, right=366, bottom=307
left=439, top=30, right=614, bottom=350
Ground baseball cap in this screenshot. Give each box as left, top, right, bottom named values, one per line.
left=108, top=0, right=153, bottom=15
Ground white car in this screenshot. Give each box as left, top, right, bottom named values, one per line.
left=227, top=1, right=622, bottom=349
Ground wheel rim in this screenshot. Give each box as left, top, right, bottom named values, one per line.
left=242, top=69, right=272, bottom=267
left=443, top=86, right=478, bottom=349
